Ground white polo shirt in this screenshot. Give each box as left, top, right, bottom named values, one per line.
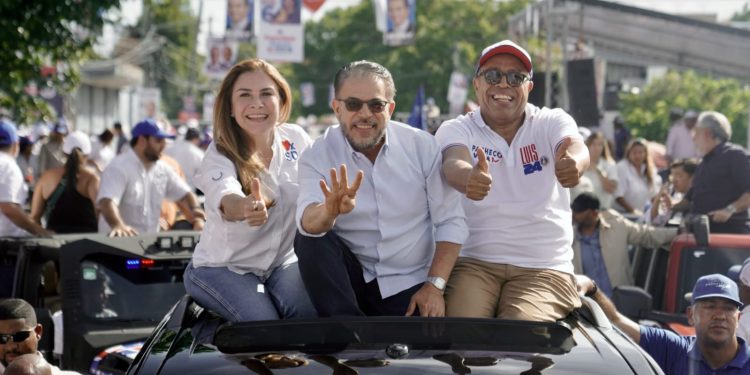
left=0, top=152, right=29, bottom=237
left=435, top=104, right=581, bottom=274
left=192, top=124, right=312, bottom=277
left=97, top=149, right=191, bottom=234
left=296, top=121, right=468, bottom=298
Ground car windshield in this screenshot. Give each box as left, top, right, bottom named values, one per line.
left=80, top=254, right=189, bottom=322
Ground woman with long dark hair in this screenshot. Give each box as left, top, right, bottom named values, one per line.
left=31, top=131, right=99, bottom=233
left=183, top=58, right=316, bottom=322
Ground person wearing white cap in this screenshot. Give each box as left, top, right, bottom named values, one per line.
left=36, top=119, right=68, bottom=175
left=729, top=258, right=750, bottom=342
left=0, top=120, right=50, bottom=237
left=30, top=131, right=99, bottom=234
left=435, top=40, right=590, bottom=321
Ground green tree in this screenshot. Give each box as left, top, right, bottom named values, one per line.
left=619, top=70, right=750, bottom=145
left=0, top=0, right=121, bottom=124
left=732, top=2, right=750, bottom=21
left=284, top=0, right=530, bottom=119
left=135, top=0, right=204, bottom=119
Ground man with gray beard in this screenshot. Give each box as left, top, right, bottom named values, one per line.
left=295, top=60, right=468, bottom=317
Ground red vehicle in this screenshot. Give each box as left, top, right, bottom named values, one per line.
left=615, top=216, right=750, bottom=335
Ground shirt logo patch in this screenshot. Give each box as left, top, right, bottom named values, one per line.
left=471, top=145, right=503, bottom=164
left=521, top=144, right=542, bottom=175
left=282, top=139, right=299, bottom=161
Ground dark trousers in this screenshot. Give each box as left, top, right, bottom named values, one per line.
left=294, top=231, right=422, bottom=317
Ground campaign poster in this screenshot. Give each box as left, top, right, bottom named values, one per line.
left=226, top=0, right=254, bottom=40
left=139, top=88, right=161, bottom=121
left=204, top=38, right=238, bottom=80
left=383, top=0, right=415, bottom=46
left=256, top=0, right=304, bottom=63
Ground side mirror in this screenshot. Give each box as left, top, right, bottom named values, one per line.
left=612, top=286, right=652, bottom=320
left=681, top=214, right=710, bottom=246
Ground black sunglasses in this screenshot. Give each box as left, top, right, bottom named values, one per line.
left=336, top=98, right=389, bottom=113
left=0, top=330, right=32, bottom=344
left=477, top=69, right=530, bottom=87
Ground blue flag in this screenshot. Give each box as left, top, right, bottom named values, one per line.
left=407, top=85, right=426, bottom=130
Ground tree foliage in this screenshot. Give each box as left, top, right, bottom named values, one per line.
left=732, top=3, right=750, bottom=21
left=135, top=0, right=204, bottom=119
left=0, top=0, right=120, bottom=123
left=619, top=70, right=750, bottom=145
left=282, top=0, right=530, bottom=118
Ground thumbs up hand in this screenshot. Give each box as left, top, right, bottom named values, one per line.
left=244, top=177, right=269, bottom=227
left=466, top=147, right=493, bottom=201
left=555, top=137, right=583, bottom=188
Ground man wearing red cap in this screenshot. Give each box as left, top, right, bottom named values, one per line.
left=435, top=40, right=590, bottom=321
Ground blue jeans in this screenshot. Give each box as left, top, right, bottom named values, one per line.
left=184, top=261, right=317, bottom=322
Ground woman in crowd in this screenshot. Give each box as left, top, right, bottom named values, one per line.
left=183, top=58, right=316, bottom=322
left=614, top=138, right=661, bottom=216
left=583, top=132, right=618, bottom=209
left=31, top=131, right=99, bottom=233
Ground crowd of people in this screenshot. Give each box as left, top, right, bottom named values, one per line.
left=1, top=38, right=750, bottom=375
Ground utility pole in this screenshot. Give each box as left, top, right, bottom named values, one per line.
left=187, top=0, right=204, bottom=100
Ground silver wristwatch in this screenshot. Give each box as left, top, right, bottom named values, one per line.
left=426, top=276, right=447, bottom=291
left=726, top=204, right=737, bottom=215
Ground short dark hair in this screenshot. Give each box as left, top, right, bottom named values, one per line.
left=113, top=122, right=122, bottom=130
left=185, top=128, right=201, bottom=141
left=670, top=158, right=698, bottom=176
left=571, top=192, right=601, bottom=213
left=0, top=299, right=37, bottom=327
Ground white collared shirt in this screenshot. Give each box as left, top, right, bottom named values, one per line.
left=614, top=160, right=661, bottom=213
left=165, top=140, right=205, bottom=190
left=0, top=152, right=29, bottom=237
left=666, top=122, right=698, bottom=160
left=97, top=149, right=191, bottom=234
left=193, top=124, right=312, bottom=276
left=435, top=104, right=582, bottom=274
left=296, top=121, right=468, bottom=298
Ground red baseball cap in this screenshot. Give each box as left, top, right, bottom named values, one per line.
left=476, top=40, right=533, bottom=77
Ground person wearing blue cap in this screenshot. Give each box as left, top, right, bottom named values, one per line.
left=96, top=119, right=204, bottom=236
left=579, top=273, right=750, bottom=374
left=36, top=118, right=68, bottom=175
left=0, top=120, right=50, bottom=237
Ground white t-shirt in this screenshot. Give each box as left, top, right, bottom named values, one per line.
left=89, top=139, right=115, bottom=171
left=435, top=104, right=582, bottom=274
left=738, top=305, right=750, bottom=343
left=165, top=140, right=205, bottom=190
left=97, top=149, right=191, bottom=234
left=0, top=152, right=29, bottom=237
left=614, top=160, right=661, bottom=213
left=665, top=122, right=698, bottom=160
left=582, top=158, right=619, bottom=209
left=193, top=124, right=312, bottom=277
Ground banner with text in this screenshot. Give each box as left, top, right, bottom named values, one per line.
left=256, top=0, right=304, bottom=63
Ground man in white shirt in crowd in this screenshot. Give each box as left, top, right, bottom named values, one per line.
left=435, top=40, right=589, bottom=321
left=665, top=110, right=699, bottom=163
left=0, top=120, right=50, bottom=238
left=97, top=119, right=205, bottom=236
left=295, top=60, right=468, bottom=317
left=165, top=128, right=205, bottom=192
